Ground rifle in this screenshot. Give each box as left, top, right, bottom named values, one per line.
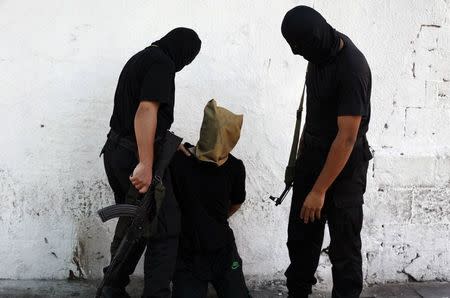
left=269, top=183, right=293, bottom=206
left=269, top=79, right=306, bottom=206
left=95, top=131, right=182, bottom=298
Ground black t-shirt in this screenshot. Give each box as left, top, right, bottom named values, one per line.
left=109, top=46, right=175, bottom=139
left=304, top=33, right=371, bottom=139
left=169, top=146, right=246, bottom=253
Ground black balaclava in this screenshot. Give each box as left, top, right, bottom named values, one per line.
left=153, top=27, right=201, bottom=72
left=281, top=6, right=340, bottom=65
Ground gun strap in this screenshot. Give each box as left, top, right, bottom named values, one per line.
left=146, top=181, right=166, bottom=238
left=284, top=76, right=307, bottom=186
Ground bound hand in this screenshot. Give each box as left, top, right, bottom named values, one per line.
left=178, top=143, right=191, bottom=157
left=130, top=162, right=152, bottom=194
left=300, top=190, right=325, bottom=224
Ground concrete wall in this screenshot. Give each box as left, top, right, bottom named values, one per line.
left=0, top=0, right=449, bottom=288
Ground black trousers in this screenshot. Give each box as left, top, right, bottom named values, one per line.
left=172, top=243, right=249, bottom=298
left=102, top=138, right=180, bottom=298
left=285, top=136, right=371, bottom=298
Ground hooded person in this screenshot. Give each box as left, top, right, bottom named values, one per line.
left=281, top=6, right=341, bottom=65
left=190, top=99, right=243, bottom=165
left=169, top=100, right=250, bottom=298
left=153, top=27, right=202, bottom=72
left=101, top=28, right=201, bottom=298
left=280, top=6, right=372, bottom=298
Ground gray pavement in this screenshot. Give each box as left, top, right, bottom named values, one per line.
left=0, top=279, right=448, bottom=297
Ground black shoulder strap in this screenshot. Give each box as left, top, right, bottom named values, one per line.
left=284, top=76, right=307, bottom=186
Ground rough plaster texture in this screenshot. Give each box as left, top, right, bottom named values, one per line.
left=0, top=0, right=449, bottom=289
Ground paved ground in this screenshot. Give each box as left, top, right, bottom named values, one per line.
left=0, top=279, right=448, bottom=297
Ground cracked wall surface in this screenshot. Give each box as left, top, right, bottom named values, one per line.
left=0, top=0, right=449, bottom=287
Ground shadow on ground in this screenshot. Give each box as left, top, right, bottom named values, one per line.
left=0, top=279, right=449, bottom=297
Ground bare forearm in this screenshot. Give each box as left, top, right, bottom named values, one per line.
left=311, top=134, right=355, bottom=194
left=134, top=103, right=158, bottom=166
left=300, top=116, right=361, bottom=223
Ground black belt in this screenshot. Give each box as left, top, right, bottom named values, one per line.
left=303, top=132, right=366, bottom=151
left=101, top=130, right=167, bottom=157
left=107, top=130, right=138, bottom=153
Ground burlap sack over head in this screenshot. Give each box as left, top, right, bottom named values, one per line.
left=192, top=99, right=243, bottom=166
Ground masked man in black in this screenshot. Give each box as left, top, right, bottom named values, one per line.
left=281, top=6, right=372, bottom=298
left=170, top=100, right=250, bottom=298
left=100, top=28, right=201, bottom=298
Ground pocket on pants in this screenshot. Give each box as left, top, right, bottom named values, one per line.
left=331, top=160, right=369, bottom=208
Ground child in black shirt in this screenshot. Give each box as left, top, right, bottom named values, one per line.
left=170, top=100, right=250, bottom=298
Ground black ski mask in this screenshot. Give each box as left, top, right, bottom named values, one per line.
left=153, top=27, right=201, bottom=72
left=281, top=6, right=340, bottom=65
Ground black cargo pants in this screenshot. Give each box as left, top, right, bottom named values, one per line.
left=172, top=243, right=250, bottom=298
left=285, top=134, right=372, bottom=298
left=102, top=134, right=180, bottom=297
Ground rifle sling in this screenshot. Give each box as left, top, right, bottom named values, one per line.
left=284, top=77, right=306, bottom=186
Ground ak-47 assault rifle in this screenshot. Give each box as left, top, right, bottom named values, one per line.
left=269, top=182, right=293, bottom=206
left=269, top=78, right=306, bottom=206
left=95, top=131, right=182, bottom=298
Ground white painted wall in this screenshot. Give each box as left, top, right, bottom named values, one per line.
left=0, top=0, right=449, bottom=288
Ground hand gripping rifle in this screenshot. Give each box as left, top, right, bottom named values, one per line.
left=95, top=131, right=182, bottom=297
left=269, top=80, right=306, bottom=206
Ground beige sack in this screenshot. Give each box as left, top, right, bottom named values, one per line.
left=193, top=99, right=243, bottom=166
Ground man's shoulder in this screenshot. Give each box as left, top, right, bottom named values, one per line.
left=149, top=47, right=176, bottom=72
left=339, top=35, right=371, bottom=77
left=131, top=46, right=175, bottom=73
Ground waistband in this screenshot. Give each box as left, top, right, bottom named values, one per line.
left=107, top=130, right=167, bottom=154
left=107, top=130, right=138, bottom=153
left=303, top=132, right=367, bottom=150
